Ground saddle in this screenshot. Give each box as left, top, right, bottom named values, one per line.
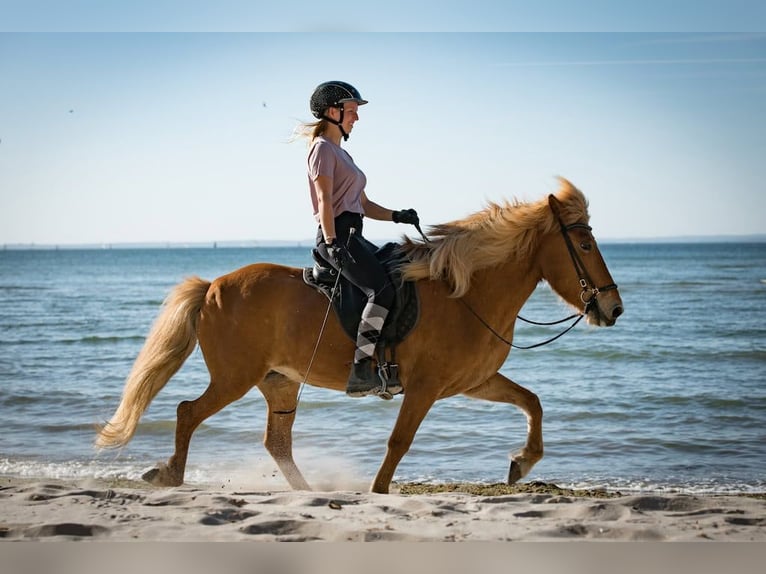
left=302, top=242, right=420, bottom=395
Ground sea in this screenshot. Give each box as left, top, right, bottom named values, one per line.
left=1, top=242, right=764, bottom=494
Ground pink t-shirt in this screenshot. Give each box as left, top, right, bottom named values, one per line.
left=307, top=136, right=367, bottom=221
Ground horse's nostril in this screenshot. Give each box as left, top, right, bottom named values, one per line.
left=612, top=305, right=624, bottom=319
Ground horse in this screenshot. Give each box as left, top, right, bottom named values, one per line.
left=95, top=178, right=623, bottom=494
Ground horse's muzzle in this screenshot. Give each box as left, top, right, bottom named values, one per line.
left=587, top=297, right=623, bottom=327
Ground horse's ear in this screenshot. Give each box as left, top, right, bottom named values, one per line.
left=548, top=194, right=562, bottom=218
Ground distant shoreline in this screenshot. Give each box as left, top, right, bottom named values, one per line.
left=3, top=235, right=766, bottom=251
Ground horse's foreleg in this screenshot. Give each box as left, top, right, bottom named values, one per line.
left=371, top=390, right=438, bottom=494
left=143, top=377, right=255, bottom=487
left=462, top=372, right=543, bottom=484
left=257, top=373, right=311, bottom=491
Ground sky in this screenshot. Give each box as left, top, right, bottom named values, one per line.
left=1, top=7, right=765, bottom=245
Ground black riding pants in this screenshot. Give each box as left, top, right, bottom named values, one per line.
left=316, top=212, right=395, bottom=362
left=315, top=212, right=395, bottom=311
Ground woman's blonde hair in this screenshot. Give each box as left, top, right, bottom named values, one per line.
left=294, top=119, right=330, bottom=142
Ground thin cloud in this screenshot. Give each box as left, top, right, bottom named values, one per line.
left=494, top=58, right=766, bottom=67
left=624, top=33, right=766, bottom=47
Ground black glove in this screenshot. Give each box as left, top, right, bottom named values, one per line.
left=392, top=208, right=419, bottom=226
left=326, top=240, right=353, bottom=268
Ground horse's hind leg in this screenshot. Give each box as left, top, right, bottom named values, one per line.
left=462, top=372, right=543, bottom=484
left=256, top=372, right=311, bottom=491
left=143, top=375, right=258, bottom=487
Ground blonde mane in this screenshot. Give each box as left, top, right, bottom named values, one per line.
left=400, top=178, right=590, bottom=297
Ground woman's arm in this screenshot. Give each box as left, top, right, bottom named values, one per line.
left=360, top=191, right=394, bottom=222
left=315, top=175, right=337, bottom=242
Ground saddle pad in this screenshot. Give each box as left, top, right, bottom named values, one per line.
left=302, top=245, right=419, bottom=345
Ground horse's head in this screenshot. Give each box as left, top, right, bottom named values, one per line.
left=537, top=180, right=623, bottom=327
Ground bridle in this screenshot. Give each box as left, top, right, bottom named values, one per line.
left=555, top=217, right=619, bottom=313
left=459, top=211, right=618, bottom=350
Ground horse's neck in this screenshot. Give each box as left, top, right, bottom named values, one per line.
left=466, top=257, right=540, bottom=325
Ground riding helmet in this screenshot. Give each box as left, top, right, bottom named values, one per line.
left=310, top=81, right=368, bottom=119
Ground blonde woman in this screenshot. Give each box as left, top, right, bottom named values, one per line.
left=304, top=81, right=419, bottom=397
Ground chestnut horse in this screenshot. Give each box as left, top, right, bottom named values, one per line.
left=96, top=178, right=623, bottom=494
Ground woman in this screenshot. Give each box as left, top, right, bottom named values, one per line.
left=305, top=81, right=419, bottom=397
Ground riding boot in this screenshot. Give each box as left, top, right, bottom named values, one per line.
left=346, top=301, right=389, bottom=397
left=346, top=357, right=382, bottom=397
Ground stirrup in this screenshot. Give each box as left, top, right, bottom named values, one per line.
left=373, top=346, right=403, bottom=400
left=376, top=362, right=402, bottom=400
left=346, top=360, right=402, bottom=400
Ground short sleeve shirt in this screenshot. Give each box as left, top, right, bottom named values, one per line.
left=307, top=136, right=367, bottom=221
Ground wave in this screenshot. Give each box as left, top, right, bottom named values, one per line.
left=79, top=335, right=146, bottom=344
left=0, top=334, right=146, bottom=346
left=2, top=456, right=763, bottom=495
left=1, top=388, right=105, bottom=408
left=0, top=457, right=150, bottom=482
left=546, top=345, right=766, bottom=363
left=555, top=478, right=766, bottom=496
left=0, top=285, right=54, bottom=293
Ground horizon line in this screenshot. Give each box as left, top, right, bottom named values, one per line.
left=3, top=233, right=765, bottom=250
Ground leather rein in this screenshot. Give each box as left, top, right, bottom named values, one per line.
left=459, top=215, right=618, bottom=350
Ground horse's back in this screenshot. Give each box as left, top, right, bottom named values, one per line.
left=213, top=261, right=298, bottom=288
left=202, top=261, right=304, bottom=312
left=200, top=261, right=324, bottom=338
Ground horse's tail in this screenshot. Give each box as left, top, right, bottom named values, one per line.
left=95, top=276, right=211, bottom=449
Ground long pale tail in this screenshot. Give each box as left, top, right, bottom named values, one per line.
left=95, top=276, right=211, bottom=449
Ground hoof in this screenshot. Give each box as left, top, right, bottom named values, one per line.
left=142, top=465, right=182, bottom=487
left=142, top=467, right=162, bottom=485
left=507, top=460, right=523, bottom=484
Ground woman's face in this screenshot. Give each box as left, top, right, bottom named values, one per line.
left=329, top=102, right=359, bottom=134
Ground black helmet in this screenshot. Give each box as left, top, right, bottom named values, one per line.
left=310, top=81, right=368, bottom=119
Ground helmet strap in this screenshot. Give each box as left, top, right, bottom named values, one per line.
left=322, top=105, right=350, bottom=141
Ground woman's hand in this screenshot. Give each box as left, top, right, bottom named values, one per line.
left=327, top=240, right=354, bottom=268
left=392, top=208, right=419, bottom=226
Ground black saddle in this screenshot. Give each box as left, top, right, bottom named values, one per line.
left=302, top=242, right=420, bottom=349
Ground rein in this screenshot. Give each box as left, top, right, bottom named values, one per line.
left=459, top=299, right=586, bottom=349
left=455, top=212, right=617, bottom=350
left=414, top=221, right=585, bottom=350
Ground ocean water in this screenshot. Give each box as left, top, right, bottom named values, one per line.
left=1, top=242, right=764, bottom=494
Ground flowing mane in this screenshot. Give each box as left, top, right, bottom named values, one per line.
left=400, top=178, right=590, bottom=297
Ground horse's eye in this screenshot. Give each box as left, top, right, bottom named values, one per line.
left=580, top=241, right=592, bottom=252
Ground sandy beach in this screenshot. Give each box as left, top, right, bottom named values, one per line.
left=1, top=477, right=763, bottom=542
left=1, top=477, right=765, bottom=574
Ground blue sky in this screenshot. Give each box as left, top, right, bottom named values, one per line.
left=1, top=27, right=765, bottom=244
left=3, top=1, right=765, bottom=33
